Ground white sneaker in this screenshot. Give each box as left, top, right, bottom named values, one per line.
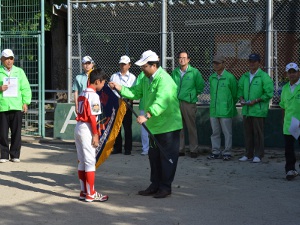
left=141, top=151, right=148, bottom=156
left=0, top=159, right=8, bottom=163
left=85, top=191, right=108, bottom=202
left=252, top=157, right=261, bottom=163
left=286, top=170, right=298, bottom=181
left=11, top=158, right=20, bottom=163
left=239, top=156, right=252, bottom=162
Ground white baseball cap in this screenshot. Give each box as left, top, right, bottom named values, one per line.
left=1, top=49, right=14, bottom=58
left=82, top=56, right=94, bottom=64
left=285, top=62, right=299, bottom=72
left=119, top=55, right=131, bottom=64
left=135, top=50, right=159, bottom=66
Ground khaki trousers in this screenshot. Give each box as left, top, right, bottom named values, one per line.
left=179, top=101, right=198, bottom=153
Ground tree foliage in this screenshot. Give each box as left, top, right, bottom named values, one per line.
left=45, top=0, right=67, bottom=31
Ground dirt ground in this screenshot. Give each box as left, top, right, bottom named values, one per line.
left=0, top=140, right=300, bottom=225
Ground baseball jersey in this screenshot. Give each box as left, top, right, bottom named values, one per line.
left=76, top=86, right=102, bottom=135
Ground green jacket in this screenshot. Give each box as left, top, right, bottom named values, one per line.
left=0, top=65, right=32, bottom=112
left=279, top=82, right=300, bottom=135
left=238, top=68, right=274, bottom=117
left=171, top=65, right=204, bottom=103
left=209, top=70, right=238, bottom=118
left=120, top=67, right=183, bottom=134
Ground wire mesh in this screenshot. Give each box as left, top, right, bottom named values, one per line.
left=0, top=0, right=41, bottom=136
left=69, top=0, right=300, bottom=106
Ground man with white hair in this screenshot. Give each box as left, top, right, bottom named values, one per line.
left=109, top=50, right=182, bottom=198
left=0, top=49, right=32, bottom=163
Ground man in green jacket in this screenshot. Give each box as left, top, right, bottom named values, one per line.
left=109, top=50, right=182, bottom=198
left=207, top=54, right=238, bottom=161
left=171, top=50, right=204, bottom=158
left=279, top=62, right=300, bottom=180
left=238, top=53, right=274, bottom=163
left=0, top=49, right=32, bottom=163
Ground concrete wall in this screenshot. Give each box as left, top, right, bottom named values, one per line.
left=54, top=104, right=284, bottom=148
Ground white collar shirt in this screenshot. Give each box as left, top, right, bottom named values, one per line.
left=289, top=78, right=300, bottom=93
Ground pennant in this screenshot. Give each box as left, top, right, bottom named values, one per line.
left=95, top=83, right=127, bottom=168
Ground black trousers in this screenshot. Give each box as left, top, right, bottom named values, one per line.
left=148, top=129, right=180, bottom=193
left=114, top=107, right=132, bottom=153
left=284, top=135, right=300, bottom=172
left=0, top=110, right=23, bottom=159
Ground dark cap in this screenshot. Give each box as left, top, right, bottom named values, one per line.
left=213, top=54, right=225, bottom=63
left=248, top=53, right=261, bottom=62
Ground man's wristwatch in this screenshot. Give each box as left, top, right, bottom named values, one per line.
left=144, top=113, right=150, bottom=120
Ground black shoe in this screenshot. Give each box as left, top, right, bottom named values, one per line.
left=124, top=151, right=131, bottom=155
left=153, top=190, right=171, bottom=198
left=207, top=154, right=221, bottom=160
left=138, top=187, right=158, bottom=196
left=111, top=150, right=122, bottom=154
left=223, top=155, right=232, bottom=161
left=190, top=152, right=198, bottom=158
left=179, top=152, right=185, bottom=157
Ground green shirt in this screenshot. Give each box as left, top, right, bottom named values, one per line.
left=72, top=72, right=88, bottom=95
left=0, top=65, right=32, bottom=112
left=279, top=81, right=300, bottom=135
left=120, top=67, right=183, bottom=134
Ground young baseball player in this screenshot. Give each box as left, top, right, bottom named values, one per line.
left=74, top=68, right=109, bottom=202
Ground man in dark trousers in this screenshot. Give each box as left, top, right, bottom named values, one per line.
left=109, top=50, right=182, bottom=198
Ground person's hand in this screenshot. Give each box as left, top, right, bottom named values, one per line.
left=247, top=100, right=256, bottom=106
left=22, top=104, right=28, bottom=113
left=248, top=99, right=260, bottom=106
left=137, top=115, right=147, bottom=125
left=1, top=85, right=8, bottom=92
left=92, top=134, right=99, bottom=148
left=108, top=82, right=121, bottom=91
left=240, top=98, right=246, bottom=106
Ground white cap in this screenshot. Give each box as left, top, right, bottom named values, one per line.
left=285, top=62, right=299, bottom=72
left=82, top=56, right=94, bottom=64
left=119, top=55, right=131, bottom=64
left=135, top=50, right=159, bottom=66
left=1, top=49, right=14, bottom=58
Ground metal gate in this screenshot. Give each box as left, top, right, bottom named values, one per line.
left=0, top=0, right=45, bottom=136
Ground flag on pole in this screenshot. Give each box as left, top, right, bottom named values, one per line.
left=95, top=83, right=127, bottom=168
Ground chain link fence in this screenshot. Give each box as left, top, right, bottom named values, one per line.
left=70, top=0, right=300, bottom=106
left=0, top=0, right=42, bottom=136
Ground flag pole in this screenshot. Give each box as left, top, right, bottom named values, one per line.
left=113, top=87, right=174, bottom=164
